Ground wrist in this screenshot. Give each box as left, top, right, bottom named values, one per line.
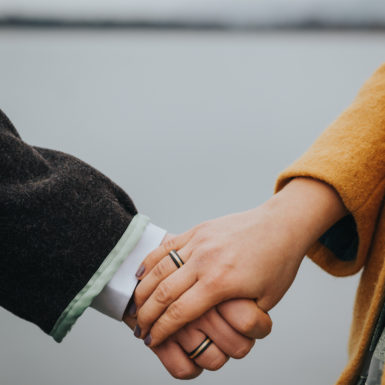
left=264, top=177, right=347, bottom=256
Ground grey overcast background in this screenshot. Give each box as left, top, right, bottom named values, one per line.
left=0, top=28, right=384, bottom=385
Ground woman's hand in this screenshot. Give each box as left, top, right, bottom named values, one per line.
left=124, top=298, right=272, bottom=379
left=133, top=178, right=347, bottom=347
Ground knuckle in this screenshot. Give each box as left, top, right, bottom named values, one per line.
left=152, top=317, right=172, bottom=342
left=168, top=302, right=183, bottom=321
left=171, top=366, right=198, bottom=380
left=238, top=313, right=260, bottom=335
left=205, top=355, right=227, bottom=371
left=265, top=318, right=273, bottom=336
left=231, top=341, right=253, bottom=359
left=203, top=270, right=232, bottom=295
left=192, top=226, right=213, bottom=245
left=216, top=268, right=229, bottom=282
left=200, top=308, right=216, bottom=326
left=155, top=282, right=172, bottom=305
left=213, top=264, right=231, bottom=279
left=257, top=314, right=273, bottom=338
left=239, top=311, right=272, bottom=338
left=195, top=233, right=209, bottom=246
left=197, top=245, right=214, bottom=260
left=153, top=260, right=167, bottom=279
left=162, top=238, right=176, bottom=253
left=203, top=276, right=221, bottom=293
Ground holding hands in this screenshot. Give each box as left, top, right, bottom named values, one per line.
left=133, top=178, right=347, bottom=348
left=125, top=297, right=271, bottom=378
left=124, top=235, right=272, bottom=379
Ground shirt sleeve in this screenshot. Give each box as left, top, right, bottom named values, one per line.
left=91, top=223, right=166, bottom=320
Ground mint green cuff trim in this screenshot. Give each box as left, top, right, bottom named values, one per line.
left=50, top=213, right=150, bottom=343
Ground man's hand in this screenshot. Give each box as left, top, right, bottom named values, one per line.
left=122, top=234, right=271, bottom=379
left=124, top=297, right=271, bottom=379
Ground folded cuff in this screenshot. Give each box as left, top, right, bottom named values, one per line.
left=275, top=171, right=381, bottom=277
left=91, top=223, right=166, bottom=321
left=49, top=213, right=150, bottom=342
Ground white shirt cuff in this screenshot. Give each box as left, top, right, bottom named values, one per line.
left=91, top=223, right=167, bottom=321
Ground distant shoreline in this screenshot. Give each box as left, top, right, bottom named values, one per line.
left=0, top=16, right=384, bottom=31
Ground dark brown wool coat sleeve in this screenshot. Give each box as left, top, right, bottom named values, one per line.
left=0, top=109, right=139, bottom=337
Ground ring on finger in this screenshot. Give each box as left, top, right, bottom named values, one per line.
left=187, top=337, right=213, bottom=360
left=169, top=250, right=184, bottom=269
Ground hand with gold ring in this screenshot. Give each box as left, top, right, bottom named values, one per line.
left=133, top=178, right=347, bottom=347
left=124, top=285, right=272, bottom=378
left=124, top=238, right=272, bottom=379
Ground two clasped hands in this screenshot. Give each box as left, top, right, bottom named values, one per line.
left=124, top=177, right=347, bottom=379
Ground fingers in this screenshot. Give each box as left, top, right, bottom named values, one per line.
left=125, top=299, right=259, bottom=377
left=217, top=299, right=273, bottom=339
left=134, top=247, right=192, bottom=309
left=193, top=308, right=255, bottom=359
left=152, top=338, right=203, bottom=379
left=124, top=310, right=203, bottom=379
left=136, top=231, right=193, bottom=280
left=175, top=324, right=228, bottom=371
left=136, top=266, right=197, bottom=339
left=122, top=310, right=137, bottom=330
left=125, top=307, right=226, bottom=377
left=144, top=280, right=224, bottom=347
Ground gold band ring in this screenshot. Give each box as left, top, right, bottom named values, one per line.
left=188, top=337, right=213, bottom=360
left=169, top=250, right=184, bottom=269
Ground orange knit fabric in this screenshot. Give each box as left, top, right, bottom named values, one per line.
left=275, top=63, right=385, bottom=385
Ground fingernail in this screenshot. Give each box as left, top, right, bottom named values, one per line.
left=136, top=264, right=145, bottom=277
left=144, top=334, right=152, bottom=346
left=134, top=325, right=141, bottom=338
left=127, top=301, right=137, bottom=317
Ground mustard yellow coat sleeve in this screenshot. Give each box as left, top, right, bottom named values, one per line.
left=275, top=63, right=385, bottom=277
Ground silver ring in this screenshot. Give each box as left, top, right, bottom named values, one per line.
left=169, top=249, right=184, bottom=269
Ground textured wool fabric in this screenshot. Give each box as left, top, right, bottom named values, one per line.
left=50, top=213, right=149, bottom=342
left=0, top=109, right=138, bottom=336
left=276, top=63, right=385, bottom=385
